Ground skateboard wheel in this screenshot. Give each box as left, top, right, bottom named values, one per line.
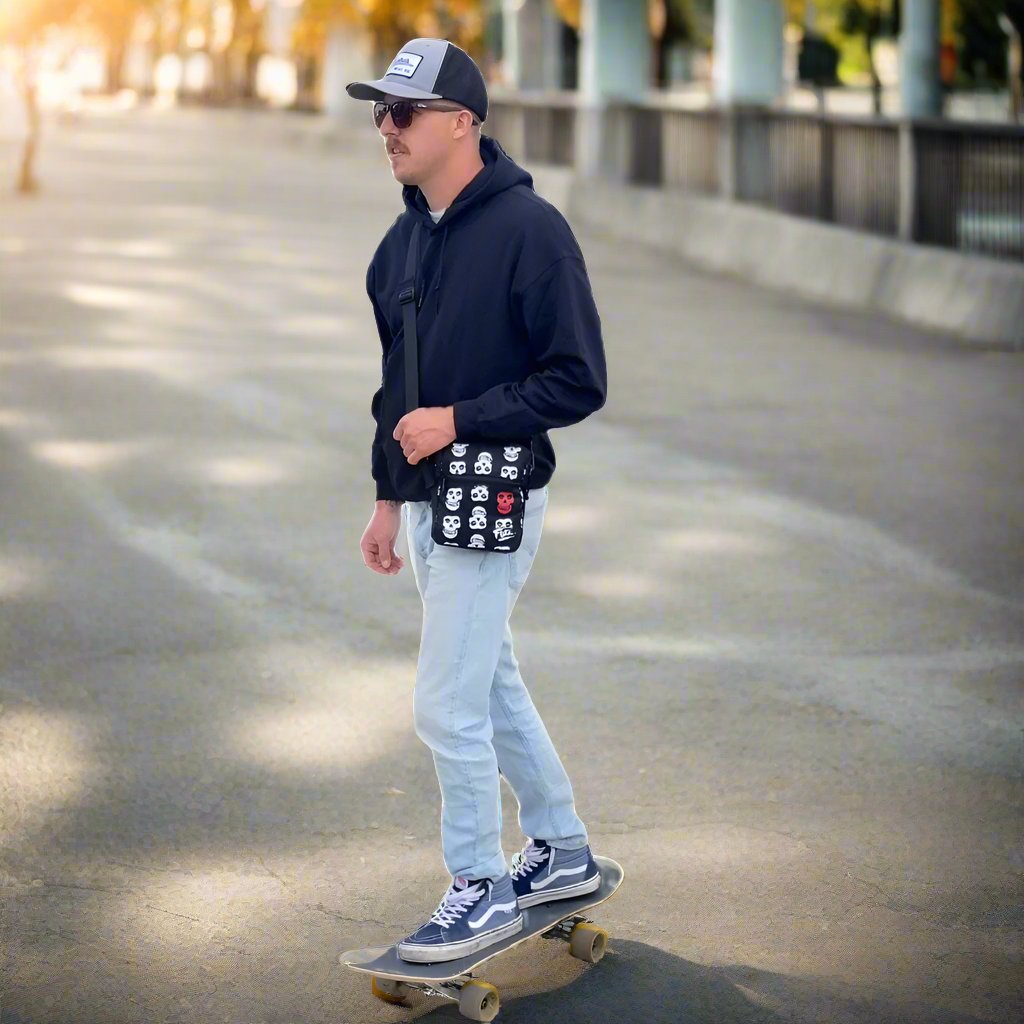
left=568, top=922, right=608, bottom=963
left=370, top=976, right=411, bottom=1004
left=458, top=979, right=500, bottom=1022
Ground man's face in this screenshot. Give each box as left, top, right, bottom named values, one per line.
left=377, top=94, right=462, bottom=186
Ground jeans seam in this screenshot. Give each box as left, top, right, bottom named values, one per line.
left=492, top=683, right=557, bottom=840
left=447, top=550, right=488, bottom=875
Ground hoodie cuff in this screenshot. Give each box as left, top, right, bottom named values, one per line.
left=452, top=399, right=479, bottom=438
left=375, top=478, right=403, bottom=502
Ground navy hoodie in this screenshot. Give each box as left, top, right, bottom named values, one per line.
left=365, top=133, right=607, bottom=503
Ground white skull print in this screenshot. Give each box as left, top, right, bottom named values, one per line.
left=444, top=486, right=463, bottom=511
left=468, top=534, right=485, bottom=548
left=442, top=515, right=460, bottom=539
left=470, top=484, right=489, bottom=502
left=468, top=506, right=487, bottom=530
left=451, top=443, right=468, bottom=457
left=503, top=446, right=522, bottom=462
left=449, top=460, right=466, bottom=475
left=493, top=518, right=515, bottom=542
left=474, top=451, right=493, bottom=475
left=499, top=464, right=518, bottom=480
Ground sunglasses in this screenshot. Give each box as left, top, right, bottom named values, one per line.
left=373, top=99, right=481, bottom=130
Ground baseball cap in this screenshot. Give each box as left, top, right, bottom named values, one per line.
left=346, top=38, right=488, bottom=124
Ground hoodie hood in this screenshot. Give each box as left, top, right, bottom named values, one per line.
left=402, top=134, right=534, bottom=231
left=401, top=135, right=534, bottom=313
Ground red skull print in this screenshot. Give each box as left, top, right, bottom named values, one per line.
left=496, top=491, right=515, bottom=515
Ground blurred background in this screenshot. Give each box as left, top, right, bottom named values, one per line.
left=1, top=4, right=1023, bottom=1024
left=1, top=1, right=1023, bottom=265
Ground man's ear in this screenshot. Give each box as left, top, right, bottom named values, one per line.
left=453, top=109, right=474, bottom=140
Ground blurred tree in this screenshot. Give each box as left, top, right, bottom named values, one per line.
left=955, top=0, right=1024, bottom=86
left=653, top=1, right=699, bottom=88
left=228, top=0, right=266, bottom=102
left=0, top=0, right=87, bottom=192
left=837, top=1, right=899, bottom=113
left=291, top=0, right=485, bottom=110
left=79, top=0, right=159, bottom=92
left=550, top=0, right=580, bottom=31
left=789, top=0, right=1024, bottom=94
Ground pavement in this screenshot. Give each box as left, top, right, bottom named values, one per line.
left=0, top=103, right=1022, bottom=1024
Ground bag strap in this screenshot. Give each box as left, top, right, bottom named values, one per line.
left=397, top=221, right=437, bottom=493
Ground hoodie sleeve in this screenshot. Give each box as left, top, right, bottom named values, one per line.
left=366, top=262, right=403, bottom=502
left=451, top=254, right=607, bottom=439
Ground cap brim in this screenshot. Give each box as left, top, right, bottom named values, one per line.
left=345, top=78, right=443, bottom=103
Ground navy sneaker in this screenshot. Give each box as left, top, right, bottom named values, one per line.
left=510, top=838, right=602, bottom=909
left=397, top=872, right=523, bottom=963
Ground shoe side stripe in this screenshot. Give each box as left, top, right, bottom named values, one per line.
left=530, top=864, right=586, bottom=890
left=468, top=901, right=519, bottom=929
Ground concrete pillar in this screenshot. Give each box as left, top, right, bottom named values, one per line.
left=322, top=26, right=376, bottom=123
left=541, top=2, right=563, bottom=91
left=502, top=0, right=562, bottom=89
left=900, top=0, right=942, bottom=118
left=713, top=0, right=785, bottom=105
left=575, top=0, right=651, bottom=178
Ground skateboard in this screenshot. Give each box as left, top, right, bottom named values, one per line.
left=339, top=855, right=623, bottom=1022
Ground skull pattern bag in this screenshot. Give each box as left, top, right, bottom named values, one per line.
left=430, top=440, right=536, bottom=551
left=399, top=221, right=536, bottom=552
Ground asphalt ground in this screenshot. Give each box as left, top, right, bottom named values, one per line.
left=1, top=103, right=1021, bottom=1024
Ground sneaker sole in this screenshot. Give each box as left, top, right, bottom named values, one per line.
left=397, top=913, right=524, bottom=963
left=515, top=870, right=601, bottom=909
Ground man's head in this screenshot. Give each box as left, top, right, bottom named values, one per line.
left=346, top=38, right=488, bottom=189
left=374, top=95, right=480, bottom=186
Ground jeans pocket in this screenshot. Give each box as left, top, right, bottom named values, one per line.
left=508, top=487, right=547, bottom=590
left=407, top=501, right=434, bottom=564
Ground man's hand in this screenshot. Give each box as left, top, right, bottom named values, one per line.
left=361, top=500, right=405, bottom=575
left=393, top=406, right=456, bottom=465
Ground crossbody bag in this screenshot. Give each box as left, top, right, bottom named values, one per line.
left=398, top=220, right=535, bottom=552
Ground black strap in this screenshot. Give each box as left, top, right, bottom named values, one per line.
left=398, top=221, right=437, bottom=492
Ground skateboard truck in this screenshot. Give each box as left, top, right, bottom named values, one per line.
left=371, top=974, right=502, bottom=1021
left=367, top=915, right=607, bottom=1020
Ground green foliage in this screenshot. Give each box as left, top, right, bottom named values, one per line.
left=956, top=0, right=1024, bottom=86
left=292, top=0, right=485, bottom=61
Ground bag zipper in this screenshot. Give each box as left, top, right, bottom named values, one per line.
left=431, top=470, right=530, bottom=486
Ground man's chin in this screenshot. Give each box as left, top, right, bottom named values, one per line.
left=392, top=168, right=417, bottom=185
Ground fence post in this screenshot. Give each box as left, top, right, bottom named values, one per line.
left=818, top=116, right=835, bottom=223
left=597, top=102, right=630, bottom=184
left=898, top=118, right=917, bottom=243
left=719, top=105, right=739, bottom=201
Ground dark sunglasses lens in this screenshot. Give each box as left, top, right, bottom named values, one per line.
left=373, top=100, right=413, bottom=129
left=391, top=101, right=413, bottom=128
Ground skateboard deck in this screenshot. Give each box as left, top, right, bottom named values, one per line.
left=339, top=855, right=623, bottom=1021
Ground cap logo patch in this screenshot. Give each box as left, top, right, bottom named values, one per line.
left=387, top=52, right=423, bottom=79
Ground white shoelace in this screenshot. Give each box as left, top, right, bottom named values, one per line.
left=510, top=841, right=548, bottom=880
left=428, top=879, right=485, bottom=927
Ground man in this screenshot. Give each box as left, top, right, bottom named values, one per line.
left=347, top=38, right=608, bottom=964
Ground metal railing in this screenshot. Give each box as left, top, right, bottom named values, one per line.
left=487, top=91, right=579, bottom=168
left=914, top=119, right=1024, bottom=260
left=489, top=95, right=1024, bottom=263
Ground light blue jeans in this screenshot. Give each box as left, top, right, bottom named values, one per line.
left=402, top=484, right=589, bottom=884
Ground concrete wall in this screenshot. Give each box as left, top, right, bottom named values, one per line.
left=529, top=166, right=1024, bottom=350
left=278, top=115, right=1023, bottom=351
